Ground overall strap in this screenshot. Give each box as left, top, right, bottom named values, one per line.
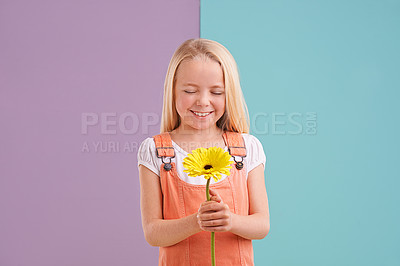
left=153, top=132, right=175, bottom=158
left=222, top=131, right=247, bottom=157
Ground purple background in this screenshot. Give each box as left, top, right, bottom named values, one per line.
left=0, top=1, right=199, bottom=265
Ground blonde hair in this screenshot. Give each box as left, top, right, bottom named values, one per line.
left=160, top=38, right=250, bottom=134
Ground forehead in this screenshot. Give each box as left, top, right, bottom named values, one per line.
left=175, top=59, right=224, bottom=85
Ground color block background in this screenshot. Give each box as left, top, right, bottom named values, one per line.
left=0, top=1, right=198, bottom=265
left=1, top=0, right=399, bottom=265
left=201, top=0, right=400, bottom=265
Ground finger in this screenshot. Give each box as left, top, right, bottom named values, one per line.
left=199, top=202, right=210, bottom=211
left=200, top=210, right=230, bottom=221
left=199, top=202, right=224, bottom=213
left=200, top=201, right=214, bottom=209
left=208, top=188, right=223, bottom=203
left=200, top=218, right=228, bottom=227
left=199, top=202, right=230, bottom=218
left=201, top=226, right=230, bottom=232
left=198, top=202, right=217, bottom=216
left=208, top=188, right=218, bottom=195
left=210, top=195, right=222, bottom=203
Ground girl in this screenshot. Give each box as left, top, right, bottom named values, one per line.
left=137, top=38, right=270, bottom=265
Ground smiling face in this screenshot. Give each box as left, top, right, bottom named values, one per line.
left=174, top=58, right=226, bottom=134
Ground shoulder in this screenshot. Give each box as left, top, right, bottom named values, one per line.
left=241, top=133, right=264, bottom=151
left=137, top=137, right=160, bottom=176
left=240, top=133, right=267, bottom=172
left=137, top=137, right=156, bottom=154
left=137, top=137, right=157, bottom=161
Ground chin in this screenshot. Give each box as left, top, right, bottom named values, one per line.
left=193, top=122, right=219, bottom=131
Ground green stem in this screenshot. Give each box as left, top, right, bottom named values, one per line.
left=206, top=178, right=216, bottom=266
left=211, top=231, right=215, bottom=266
left=206, top=178, right=211, bottom=201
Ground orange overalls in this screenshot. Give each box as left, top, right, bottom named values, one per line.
left=153, top=131, right=254, bottom=266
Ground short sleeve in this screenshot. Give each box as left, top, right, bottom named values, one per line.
left=137, top=137, right=160, bottom=177
left=245, top=135, right=267, bottom=174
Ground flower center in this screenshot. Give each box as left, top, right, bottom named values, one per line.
left=204, top=164, right=213, bottom=170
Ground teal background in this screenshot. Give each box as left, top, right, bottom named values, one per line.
left=201, top=0, right=399, bottom=265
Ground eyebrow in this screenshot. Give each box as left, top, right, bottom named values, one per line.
left=183, top=82, right=224, bottom=88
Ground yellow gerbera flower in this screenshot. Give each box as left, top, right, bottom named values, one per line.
left=183, top=147, right=232, bottom=182
left=183, top=146, right=231, bottom=266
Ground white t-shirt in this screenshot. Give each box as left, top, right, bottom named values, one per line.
left=137, top=133, right=266, bottom=185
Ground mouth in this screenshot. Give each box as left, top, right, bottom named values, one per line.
left=190, top=110, right=213, bottom=118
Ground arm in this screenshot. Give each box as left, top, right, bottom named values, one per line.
left=230, top=164, right=270, bottom=239
left=139, top=165, right=202, bottom=247
left=198, top=164, right=270, bottom=240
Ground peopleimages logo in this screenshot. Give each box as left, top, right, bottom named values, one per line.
left=251, top=112, right=317, bottom=135
left=81, top=112, right=159, bottom=135
left=80, top=111, right=317, bottom=153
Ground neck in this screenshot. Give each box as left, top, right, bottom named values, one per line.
left=173, top=125, right=224, bottom=142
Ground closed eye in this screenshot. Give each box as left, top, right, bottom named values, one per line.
left=184, top=90, right=196, bottom=94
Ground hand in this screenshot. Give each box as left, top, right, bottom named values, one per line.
left=197, top=188, right=233, bottom=232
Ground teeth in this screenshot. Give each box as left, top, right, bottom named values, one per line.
left=193, top=111, right=211, bottom=117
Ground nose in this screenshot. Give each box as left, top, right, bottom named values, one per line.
left=196, top=91, right=210, bottom=106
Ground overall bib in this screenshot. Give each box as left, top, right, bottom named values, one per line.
left=153, top=131, right=254, bottom=266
